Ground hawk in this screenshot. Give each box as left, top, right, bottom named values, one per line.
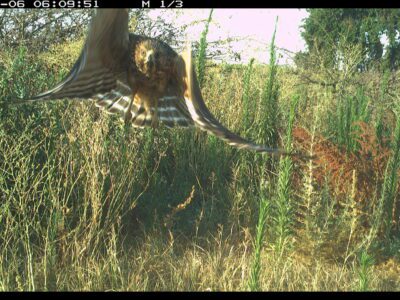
left=17, top=9, right=290, bottom=155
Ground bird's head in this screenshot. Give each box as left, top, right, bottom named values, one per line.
left=135, top=40, right=163, bottom=78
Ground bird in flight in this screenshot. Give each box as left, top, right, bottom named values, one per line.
left=16, top=9, right=291, bottom=155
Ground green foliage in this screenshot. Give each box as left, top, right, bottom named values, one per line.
left=196, top=9, right=214, bottom=88
left=358, top=251, right=375, bottom=291
left=256, top=18, right=279, bottom=149
left=248, top=180, right=270, bottom=291
left=375, top=71, right=392, bottom=144
left=1, top=20, right=400, bottom=290
left=241, top=58, right=255, bottom=134
left=0, top=10, right=90, bottom=51
left=0, top=47, right=56, bottom=101
left=379, top=113, right=400, bottom=238
left=273, top=95, right=298, bottom=253
left=301, top=9, right=400, bottom=71
left=328, top=87, right=371, bottom=153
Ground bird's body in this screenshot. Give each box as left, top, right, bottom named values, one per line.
left=15, top=9, right=292, bottom=155
left=122, top=34, right=185, bottom=127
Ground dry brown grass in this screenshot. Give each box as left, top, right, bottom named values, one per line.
left=1, top=39, right=400, bottom=291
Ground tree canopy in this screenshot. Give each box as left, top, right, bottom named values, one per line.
left=300, top=9, right=400, bottom=71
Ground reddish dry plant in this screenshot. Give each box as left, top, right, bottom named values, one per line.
left=292, top=124, right=399, bottom=224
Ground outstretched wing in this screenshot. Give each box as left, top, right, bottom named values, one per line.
left=179, top=45, right=289, bottom=155
left=95, top=89, right=194, bottom=128
left=17, top=9, right=132, bottom=103
left=95, top=44, right=195, bottom=128
left=104, top=44, right=289, bottom=155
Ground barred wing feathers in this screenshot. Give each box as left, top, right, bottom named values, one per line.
left=18, top=9, right=131, bottom=103
left=181, top=46, right=288, bottom=155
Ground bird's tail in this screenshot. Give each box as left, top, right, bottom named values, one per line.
left=95, top=90, right=194, bottom=128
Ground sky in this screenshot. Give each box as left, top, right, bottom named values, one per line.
left=148, top=9, right=310, bottom=65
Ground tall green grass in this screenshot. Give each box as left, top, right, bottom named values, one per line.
left=241, top=58, right=255, bottom=134
left=379, top=112, right=400, bottom=238
left=248, top=18, right=292, bottom=291
left=256, top=18, right=279, bottom=149
left=274, top=95, right=298, bottom=254
left=357, top=251, right=375, bottom=291
left=331, top=87, right=370, bottom=153
left=196, top=9, right=213, bottom=88
left=0, top=16, right=400, bottom=291
left=248, top=180, right=270, bottom=291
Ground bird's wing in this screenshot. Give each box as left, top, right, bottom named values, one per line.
left=95, top=91, right=194, bottom=128
left=175, top=45, right=289, bottom=154
left=123, top=44, right=288, bottom=154
left=16, top=9, right=132, bottom=103
left=95, top=45, right=195, bottom=128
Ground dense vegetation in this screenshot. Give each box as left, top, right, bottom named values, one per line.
left=298, top=9, right=400, bottom=71
left=0, top=9, right=399, bottom=291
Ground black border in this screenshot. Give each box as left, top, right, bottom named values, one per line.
left=1, top=0, right=399, bottom=9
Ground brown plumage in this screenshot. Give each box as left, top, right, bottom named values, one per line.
left=16, top=9, right=291, bottom=155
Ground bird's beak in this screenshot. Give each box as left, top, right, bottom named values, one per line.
left=145, top=50, right=155, bottom=68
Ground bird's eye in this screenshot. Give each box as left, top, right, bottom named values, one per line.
left=141, top=50, right=146, bottom=56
